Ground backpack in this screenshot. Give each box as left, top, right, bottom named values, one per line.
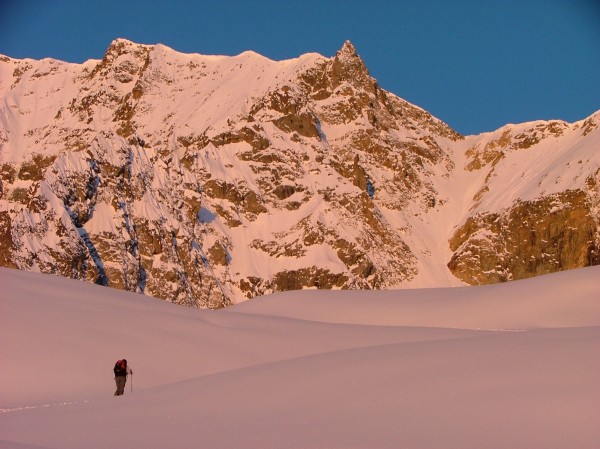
left=114, top=359, right=127, bottom=377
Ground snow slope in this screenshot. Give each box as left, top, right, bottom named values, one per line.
left=1, top=267, right=599, bottom=448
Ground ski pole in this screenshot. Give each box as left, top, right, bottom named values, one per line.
left=130, top=373, right=133, bottom=393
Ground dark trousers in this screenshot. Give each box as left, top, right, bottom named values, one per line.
left=115, top=376, right=127, bottom=395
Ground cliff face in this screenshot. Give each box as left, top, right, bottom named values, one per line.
left=448, top=190, right=599, bottom=283
left=448, top=117, right=600, bottom=284
left=0, top=40, right=598, bottom=306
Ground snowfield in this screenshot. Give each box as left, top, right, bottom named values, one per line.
left=1, top=266, right=599, bottom=449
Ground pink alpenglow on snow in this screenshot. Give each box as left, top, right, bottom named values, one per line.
left=1, top=266, right=599, bottom=448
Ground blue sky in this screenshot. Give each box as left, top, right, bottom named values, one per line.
left=1, top=0, right=598, bottom=135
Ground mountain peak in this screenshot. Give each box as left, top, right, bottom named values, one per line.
left=330, top=39, right=374, bottom=92
left=104, top=38, right=152, bottom=60
left=336, top=40, right=358, bottom=59
left=110, top=37, right=136, bottom=47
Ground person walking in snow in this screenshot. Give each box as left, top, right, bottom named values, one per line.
left=113, top=359, right=133, bottom=396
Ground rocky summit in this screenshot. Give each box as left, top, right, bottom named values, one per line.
left=1, top=39, right=598, bottom=307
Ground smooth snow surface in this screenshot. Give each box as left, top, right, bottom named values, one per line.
left=1, top=267, right=599, bottom=449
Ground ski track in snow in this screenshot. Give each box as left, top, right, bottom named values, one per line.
left=1, top=401, right=89, bottom=414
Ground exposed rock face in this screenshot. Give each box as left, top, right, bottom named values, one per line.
left=0, top=40, right=598, bottom=306
left=449, top=190, right=600, bottom=283
left=448, top=117, right=600, bottom=284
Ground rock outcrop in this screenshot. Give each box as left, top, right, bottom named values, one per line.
left=448, top=117, right=600, bottom=284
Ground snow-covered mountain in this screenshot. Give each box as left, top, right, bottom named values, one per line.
left=1, top=39, right=598, bottom=307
